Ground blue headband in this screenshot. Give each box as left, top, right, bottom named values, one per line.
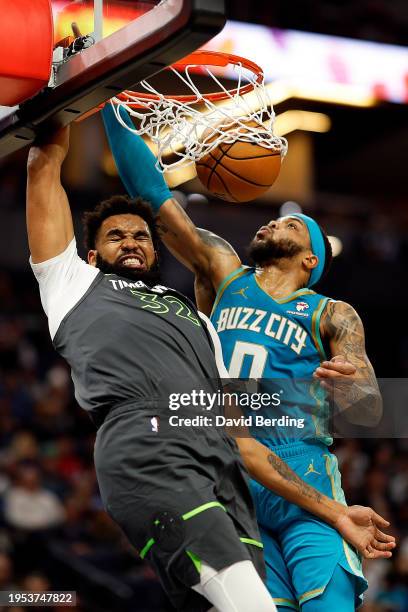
left=291, top=214, right=326, bottom=287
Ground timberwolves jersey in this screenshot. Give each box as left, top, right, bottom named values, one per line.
left=53, top=272, right=221, bottom=426
left=211, top=266, right=333, bottom=447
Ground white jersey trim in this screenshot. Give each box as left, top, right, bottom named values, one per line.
left=198, top=312, right=230, bottom=379
left=30, top=238, right=99, bottom=340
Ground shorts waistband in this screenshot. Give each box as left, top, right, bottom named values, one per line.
left=91, top=398, right=159, bottom=429
left=267, top=440, right=329, bottom=459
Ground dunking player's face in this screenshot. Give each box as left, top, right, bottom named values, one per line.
left=88, top=214, right=160, bottom=283
left=248, top=216, right=311, bottom=266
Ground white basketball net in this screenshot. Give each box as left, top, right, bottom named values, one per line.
left=110, top=55, right=288, bottom=173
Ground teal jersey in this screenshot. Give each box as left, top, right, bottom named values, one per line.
left=210, top=266, right=334, bottom=446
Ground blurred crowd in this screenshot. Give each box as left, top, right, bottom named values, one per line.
left=0, top=270, right=170, bottom=612
left=230, top=0, right=408, bottom=45
left=0, top=264, right=407, bottom=612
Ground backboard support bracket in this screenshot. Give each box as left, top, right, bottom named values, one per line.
left=0, top=0, right=226, bottom=159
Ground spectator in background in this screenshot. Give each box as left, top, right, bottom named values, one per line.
left=0, top=553, right=17, bottom=591
left=20, top=572, right=51, bottom=592
left=4, top=464, right=64, bottom=531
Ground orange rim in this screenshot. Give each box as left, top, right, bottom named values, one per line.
left=116, top=50, right=264, bottom=106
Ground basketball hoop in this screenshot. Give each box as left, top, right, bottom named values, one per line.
left=110, top=50, right=288, bottom=173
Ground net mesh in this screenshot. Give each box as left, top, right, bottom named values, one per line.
left=111, top=54, right=288, bottom=173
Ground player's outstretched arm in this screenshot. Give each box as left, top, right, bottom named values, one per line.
left=316, top=301, right=383, bottom=426
left=27, top=126, right=74, bottom=263
left=102, top=104, right=241, bottom=290
left=236, top=436, right=396, bottom=560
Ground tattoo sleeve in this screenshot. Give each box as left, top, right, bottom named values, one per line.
left=267, top=453, right=322, bottom=502
left=196, top=228, right=240, bottom=257
left=156, top=199, right=196, bottom=239
left=321, top=301, right=382, bottom=426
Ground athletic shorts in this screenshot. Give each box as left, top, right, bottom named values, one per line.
left=250, top=441, right=367, bottom=610
left=93, top=401, right=266, bottom=612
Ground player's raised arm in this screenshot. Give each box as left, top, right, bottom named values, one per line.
left=316, top=301, right=383, bottom=426
left=102, top=104, right=241, bottom=290
left=27, top=126, right=74, bottom=263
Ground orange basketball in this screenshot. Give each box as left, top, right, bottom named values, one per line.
left=196, top=126, right=282, bottom=203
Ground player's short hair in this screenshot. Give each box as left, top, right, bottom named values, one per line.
left=317, top=223, right=333, bottom=284
left=82, top=195, right=160, bottom=251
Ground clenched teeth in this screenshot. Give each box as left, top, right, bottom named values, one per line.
left=121, top=257, right=143, bottom=267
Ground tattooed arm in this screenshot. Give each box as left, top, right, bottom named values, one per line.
left=236, top=436, right=395, bottom=559
left=225, top=394, right=394, bottom=558
left=156, top=201, right=241, bottom=290
left=317, top=301, right=382, bottom=426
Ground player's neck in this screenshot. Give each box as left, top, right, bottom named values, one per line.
left=255, top=263, right=305, bottom=299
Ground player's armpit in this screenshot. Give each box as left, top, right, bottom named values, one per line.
left=318, top=300, right=383, bottom=426
left=27, top=126, right=74, bottom=263
left=157, top=200, right=241, bottom=290
left=195, top=273, right=216, bottom=316
left=235, top=437, right=396, bottom=559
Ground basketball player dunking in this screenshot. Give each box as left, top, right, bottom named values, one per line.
left=104, top=104, right=394, bottom=611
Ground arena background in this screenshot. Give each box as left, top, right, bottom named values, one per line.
left=0, top=1, right=407, bottom=610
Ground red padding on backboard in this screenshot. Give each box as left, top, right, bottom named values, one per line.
left=0, top=0, right=54, bottom=106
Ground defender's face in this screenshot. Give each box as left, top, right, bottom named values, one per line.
left=90, top=213, right=156, bottom=272
left=254, top=216, right=311, bottom=250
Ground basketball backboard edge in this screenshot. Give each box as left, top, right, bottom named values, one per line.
left=0, top=0, right=226, bottom=159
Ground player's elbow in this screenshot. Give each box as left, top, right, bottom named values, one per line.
left=235, top=437, right=258, bottom=475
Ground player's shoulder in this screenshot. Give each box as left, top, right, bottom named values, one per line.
left=213, top=264, right=254, bottom=300
left=321, top=298, right=360, bottom=316
left=219, top=264, right=254, bottom=285
left=30, top=237, right=94, bottom=274
left=320, top=299, right=364, bottom=336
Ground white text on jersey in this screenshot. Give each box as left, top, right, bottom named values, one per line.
left=216, top=307, right=307, bottom=355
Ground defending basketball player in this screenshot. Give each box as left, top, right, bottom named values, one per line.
left=103, top=104, right=394, bottom=610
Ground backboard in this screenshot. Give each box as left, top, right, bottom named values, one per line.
left=0, top=0, right=225, bottom=158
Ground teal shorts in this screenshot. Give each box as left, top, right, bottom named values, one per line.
left=250, top=441, right=367, bottom=610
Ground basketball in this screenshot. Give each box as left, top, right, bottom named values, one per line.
left=196, top=125, right=282, bottom=203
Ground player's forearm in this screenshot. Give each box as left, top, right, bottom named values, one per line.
left=155, top=200, right=211, bottom=274
left=322, top=301, right=383, bottom=426
left=237, top=437, right=347, bottom=527
left=102, top=104, right=171, bottom=207
left=27, top=131, right=74, bottom=262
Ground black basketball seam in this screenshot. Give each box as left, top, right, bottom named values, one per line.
left=210, top=168, right=240, bottom=202
left=220, top=149, right=281, bottom=161
left=214, top=159, right=277, bottom=188
left=196, top=161, right=215, bottom=169
left=196, top=160, right=238, bottom=201
left=197, top=141, right=275, bottom=197
left=207, top=141, right=236, bottom=189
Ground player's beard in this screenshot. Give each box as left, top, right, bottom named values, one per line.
left=96, top=253, right=162, bottom=285
left=248, top=236, right=304, bottom=266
